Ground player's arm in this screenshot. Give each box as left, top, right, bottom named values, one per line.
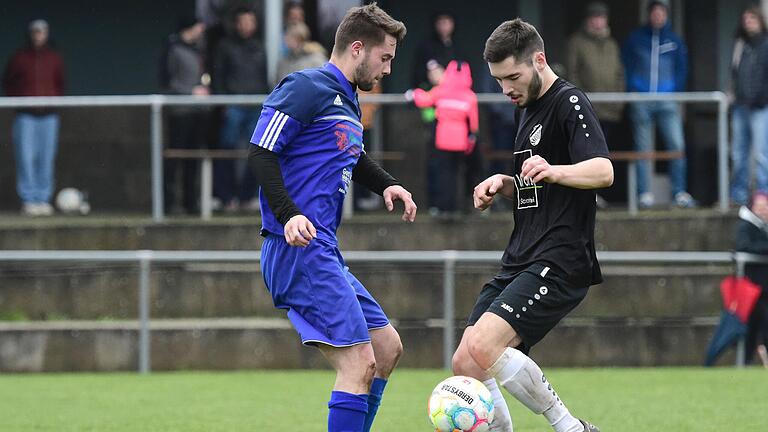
left=520, top=156, right=613, bottom=189
left=473, top=174, right=517, bottom=211
left=520, top=90, right=614, bottom=190
left=352, top=155, right=417, bottom=222
left=249, top=146, right=316, bottom=247
left=249, top=72, right=319, bottom=246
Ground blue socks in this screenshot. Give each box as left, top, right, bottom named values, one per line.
left=362, top=377, right=388, bottom=432
left=328, top=391, right=368, bottom=432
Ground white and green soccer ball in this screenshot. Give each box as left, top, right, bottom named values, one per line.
left=428, top=375, right=494, bottom=432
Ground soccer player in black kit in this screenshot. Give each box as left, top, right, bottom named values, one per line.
left=451, top=19, right=613, bottom=432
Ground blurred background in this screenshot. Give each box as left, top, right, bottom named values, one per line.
left=1, top=0, right=767, bottom=376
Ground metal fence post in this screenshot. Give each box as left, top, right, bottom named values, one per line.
left=628, top=161, right=638, bottom=216
left=735, top=252, right=746, bottom=368
left=717, top=93, right=729, bottom=213
left=442, top=251, right=457, bottom=370
left=150, top=97, right=165, bottom=223
left=138, top=251, right=152, bottom=373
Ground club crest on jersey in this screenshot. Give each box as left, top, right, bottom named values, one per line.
left=529, top=124, right=542, bottom=146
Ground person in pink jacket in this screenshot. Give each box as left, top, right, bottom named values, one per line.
left=409, top=60, right=480, bottom=216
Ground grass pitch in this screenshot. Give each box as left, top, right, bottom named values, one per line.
left=0, top=368, right=765, bottom=431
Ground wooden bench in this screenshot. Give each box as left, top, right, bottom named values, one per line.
left=163, top=149, right=406, bottom=219
left=486, top=150, right=684, bottom=215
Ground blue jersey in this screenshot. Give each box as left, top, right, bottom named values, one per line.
left=251, top=63, right=364, bottom=244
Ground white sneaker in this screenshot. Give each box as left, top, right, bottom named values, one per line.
left=21, top=202, right=41, bottom=216
left=37, top=203, right=54, bottom=216
left=639, top=192, right=655, bottom=209
left=674, top=192, right=697, bottom=208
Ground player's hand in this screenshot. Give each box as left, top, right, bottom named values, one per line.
left=383, top=185, right=417, bottom=222
left=473, top=175, right=506, bottom=211
left=284, top=214, right=317, bottom=247
left=520, top=155, right=562, bottom=184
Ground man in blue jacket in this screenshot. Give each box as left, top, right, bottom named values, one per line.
left=622, top=0, right=696, bottom=208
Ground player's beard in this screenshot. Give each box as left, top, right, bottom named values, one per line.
left=518, top=70, right=543, bottom=108
left=354, top=53, right=376, bottom=91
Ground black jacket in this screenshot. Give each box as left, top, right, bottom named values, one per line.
left=732, top=33, right=768, bottom=108
left=212, top=35, right=268, bottom=94
left=736, top=206, right=768, bottom=288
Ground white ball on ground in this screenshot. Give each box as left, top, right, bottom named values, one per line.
left=56, top=188, right=89, bottom=215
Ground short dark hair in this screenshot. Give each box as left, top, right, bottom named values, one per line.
left=483, top=18, right=544, bottom=64
left=332, top=2, right=407, bottom=56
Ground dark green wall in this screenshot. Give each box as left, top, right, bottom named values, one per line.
left=0, top=0, right=195, bottom=95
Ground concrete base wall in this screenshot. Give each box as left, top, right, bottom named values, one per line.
left=0, top=318, right=730, bottom=372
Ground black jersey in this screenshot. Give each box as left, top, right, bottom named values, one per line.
left=501, top=78, right=610, bottom=287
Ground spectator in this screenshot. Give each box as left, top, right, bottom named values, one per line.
left=412, top=11, right=465, bottom=90
left=274, top=22, right=327, bottom=87
left=2, top=19, right=64, bottom=216
left=408, top=60, right=479, bottom=216
left=160, top=17, right=209, bottom=215
left=566, top=2, right=624, bottom=146
left=282, top=1, right=307, bottom=55
left=730, top=6, right=768, bottom=206
left=284, top=1, right=305, bottom=27
left=622, top=0, right=696, bottom=208
left=736, top=192, right=768, bottom=364
left=212, top=7, right=268, bottom=212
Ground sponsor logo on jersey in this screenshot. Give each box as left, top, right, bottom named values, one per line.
left=333, top=94, right=343, bottom=106
left=529, top=124, right=542, bottom=146
left=513, top=149, right=541, bottom=209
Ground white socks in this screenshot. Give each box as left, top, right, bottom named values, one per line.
left=487, top=347, right=583, bottom=432
left=482, top=378, right=513, bottom=432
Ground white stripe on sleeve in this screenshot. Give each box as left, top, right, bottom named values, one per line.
left=258, top=111, right=284, bottom=148
left=268, top=113, right=290, bottom=151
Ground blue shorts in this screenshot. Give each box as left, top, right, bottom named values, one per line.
left=261, top=234, right=389, bottom=347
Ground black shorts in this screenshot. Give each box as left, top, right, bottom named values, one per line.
left=466, top=262, right=589, bottom=352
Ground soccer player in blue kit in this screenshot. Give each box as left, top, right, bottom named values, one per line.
left=248, top=4, right=416, bottom=432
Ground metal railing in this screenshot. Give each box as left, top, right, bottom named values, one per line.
left=0, top=249, right=764, bottom=372
left=0, top=91, right=729, bottom=221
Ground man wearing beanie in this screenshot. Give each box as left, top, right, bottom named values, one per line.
left=3, top=19, right=65, bottom=216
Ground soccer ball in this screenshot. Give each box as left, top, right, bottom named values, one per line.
left=428, top=376, right=494, bottom=432
left=55, top=188, right=90, bottom=215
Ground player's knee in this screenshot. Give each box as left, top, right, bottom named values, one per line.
left=451, top=346, right=472, bottom=375
left=466, top=332, right=496, bottom=371
left=390, top=335, right=404, bottom=364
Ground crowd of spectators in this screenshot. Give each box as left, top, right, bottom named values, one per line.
left=4, top=0, right=768, bottom=216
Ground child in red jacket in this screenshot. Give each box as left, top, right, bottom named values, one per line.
left=407, top=60, right=480, bottom=215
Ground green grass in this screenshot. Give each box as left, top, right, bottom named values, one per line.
left=0, top=368, right=766, bottom=431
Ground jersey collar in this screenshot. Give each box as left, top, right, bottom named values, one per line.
left=324, top=62, right=358, bottom=101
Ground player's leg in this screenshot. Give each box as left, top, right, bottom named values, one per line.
left=318, top=343, right=376, bottom=432
left=453, top=325, right=514, bottom=432
left=454, top=279, right=516, bottom=432
left=260, top=237, right=374, bottom=432
left=360, top=324, right=403, bottom=431
left=469, top=313, right=586, bottom=432
left=346, top=269, right=403, bottom=432
left=466, top=266, right=593, bottom=432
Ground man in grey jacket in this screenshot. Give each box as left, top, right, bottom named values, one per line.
left=212, top=7, right=269, bottom=212
left=160, top=17, right=209, bottom=215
